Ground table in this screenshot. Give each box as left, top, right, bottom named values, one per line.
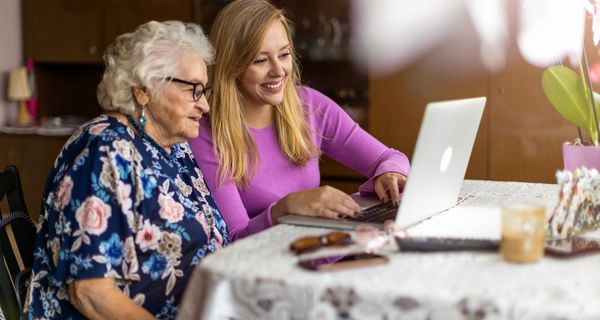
left=177, top=180, right=600, bottom=320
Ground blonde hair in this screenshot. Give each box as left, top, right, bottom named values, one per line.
left=210, top=0, right=317, bottom=188
left=97, top=20, right=214, bottom=114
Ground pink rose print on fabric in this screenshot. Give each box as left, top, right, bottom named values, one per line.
left=55, top=176, right=73, bottom=210
left=116, top=181, right=133, bottom=213
left=158, top=194, right=184, bottom=223
left=136, top=220, right=162, bottom=252
left=89, top=123, right=110, bottom=135
left=75, top=196, right=112, bottom=235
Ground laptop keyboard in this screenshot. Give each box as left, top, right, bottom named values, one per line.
left=348, top=202, right=398, bottom=223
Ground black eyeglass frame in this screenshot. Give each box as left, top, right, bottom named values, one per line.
left=165, top=77, right=212, bottom=101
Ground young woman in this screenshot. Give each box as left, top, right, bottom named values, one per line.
left=189, top=0, right=410, bottom=241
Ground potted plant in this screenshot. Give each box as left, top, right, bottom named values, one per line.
left=542, top=54, right=600, bottom=171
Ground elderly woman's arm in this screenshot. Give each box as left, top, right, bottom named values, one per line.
left=68, top=278, right=154, bottom=319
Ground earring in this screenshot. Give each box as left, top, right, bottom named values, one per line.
left=140, top=107, right=147, bottom=127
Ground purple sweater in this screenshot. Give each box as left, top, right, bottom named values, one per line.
left=189, top=87, right=410, bottom=241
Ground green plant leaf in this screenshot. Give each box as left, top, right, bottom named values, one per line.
left=578, top=61, right=599, bottom=146
left=592, top=92, right=600, bottom=145
left=542, top=66, right=590, bottom=131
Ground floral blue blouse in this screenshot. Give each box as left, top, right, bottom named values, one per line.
left=27, top=115, right=228, bottom=319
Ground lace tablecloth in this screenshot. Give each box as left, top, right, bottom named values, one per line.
left=178, top=180, right=600, bottom=320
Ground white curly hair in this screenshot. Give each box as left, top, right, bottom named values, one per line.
left=97, top=20, right=214, bottom=114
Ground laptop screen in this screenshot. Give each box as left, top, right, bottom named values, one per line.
left=395, top=97, right=486, bottom=229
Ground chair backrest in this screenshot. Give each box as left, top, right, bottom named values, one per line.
left=0, top=165, right=36, bottom=320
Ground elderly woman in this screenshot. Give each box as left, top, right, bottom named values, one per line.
left=26, top=21, right=227, bottom=319
left=188, top=0, right=410, bottom=241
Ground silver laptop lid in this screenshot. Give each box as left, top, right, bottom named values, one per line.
left=396, top=97, right=486, bottom=229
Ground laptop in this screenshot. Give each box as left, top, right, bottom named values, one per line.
left=278, top=97, right=495, bottom=238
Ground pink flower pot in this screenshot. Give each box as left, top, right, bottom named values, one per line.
left=563, top=142, right=600, bottom=171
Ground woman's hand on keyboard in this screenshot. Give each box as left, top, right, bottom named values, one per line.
left=374, top=172, right=407, bottom=205
left=272, top=186, right=361, bottom=220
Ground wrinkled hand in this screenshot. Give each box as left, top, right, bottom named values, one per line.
left=276, top=186, right=361, bottom=220
left=374, top=172, right=407, bottom=205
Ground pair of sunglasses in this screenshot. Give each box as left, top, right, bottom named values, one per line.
left=290, top=231, right=353, bottom=255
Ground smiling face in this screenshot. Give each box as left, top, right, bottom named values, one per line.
left=142, top=52, right=210, bottom=147
left=238, top=20, right=293, bottom=110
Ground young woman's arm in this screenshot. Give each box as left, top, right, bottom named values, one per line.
left=303, top=87, right=410, bottom=204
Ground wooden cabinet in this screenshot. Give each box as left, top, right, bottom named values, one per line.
left=370, top=21, right=490, bottom=181
left=368, top=3, right=582, bottom=183
left=23, top=0, right=194, bottom=63
left=0, top=134, right=68, bottom=221
left=487, top=43, right=573, bottom=182
left=104, top=0, right=194, bottom=47
left=24, top=0, right=103, bottom=63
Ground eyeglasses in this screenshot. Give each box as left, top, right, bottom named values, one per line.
left=165, top=77, right=212, bottom=101
left=290, top=231, right=353, bottom=255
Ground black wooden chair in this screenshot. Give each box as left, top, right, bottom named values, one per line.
left=0, top=165, right=36, bottom=320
